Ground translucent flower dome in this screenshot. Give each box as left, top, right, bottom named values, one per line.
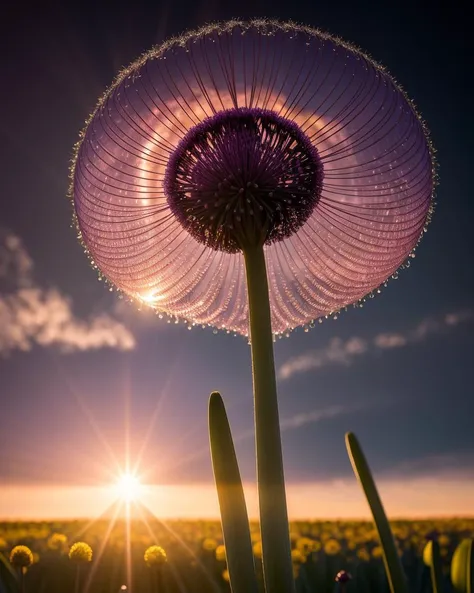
left=71, top=20, right=435, bottom=336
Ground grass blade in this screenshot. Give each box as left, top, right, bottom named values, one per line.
left=345, top=432, right=408, bottom=593
left=0, top=553, right=19, bottom=593
left=452, top=539, right=473, bottom=593
left=209, top=391, right=259, bottom=593
left=423, top=540, right=443, bottom=593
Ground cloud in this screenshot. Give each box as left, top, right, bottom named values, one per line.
left=0, top=231, right=135, bottom=355
left=445, top=311, right=473, bottom=326
left=279, top=337, right=368, bottom=380
left=280, top=401, right=367, bottom=431
left=373, top=333, right=407, bottom=349
left=0, top=230, right=33, bottom=289
left=378, top=451, right=474, bottom=480
left=279, top=309, right=473, bottom=380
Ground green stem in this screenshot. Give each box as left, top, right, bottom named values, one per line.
left=209, top=392, right=258, bottom=593
left=345, top=432, right=408, bottom=593
left=75, top=565, right=81, bottom=593
left=157, top=567, right=163, bottom=592
left=243, top=244, right=295, bottom=593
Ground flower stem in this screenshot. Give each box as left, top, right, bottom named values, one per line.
left=243, top=244, right=295, bottom=593
left=155, top=567, right=163, bottom=592
left=20, top=569, right=25, bottom=593
left=75, top=565, right=81, bottom=593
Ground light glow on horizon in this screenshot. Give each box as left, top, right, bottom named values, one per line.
left=114, top=474, right=143, bottom=503
left=0, top=474, right=473, bottom=521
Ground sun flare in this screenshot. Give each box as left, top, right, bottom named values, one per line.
left=115, top=474, right=142, bottom=502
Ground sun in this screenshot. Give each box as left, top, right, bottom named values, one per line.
left=115, top=473, right=142, bottom=502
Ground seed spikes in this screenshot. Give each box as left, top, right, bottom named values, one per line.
left=164, top=107, right=324, bottom=253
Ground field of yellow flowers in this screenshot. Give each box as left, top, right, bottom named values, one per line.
left=0, top=518, right=472, bottom=593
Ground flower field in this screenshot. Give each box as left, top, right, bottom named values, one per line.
left=0, top=518, right=472, bottom=593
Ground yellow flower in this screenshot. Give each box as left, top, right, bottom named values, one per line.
left=252, top=541, right=263, bottom=559
left=344, top=528, right=355, bottom=540
left=202, top=538, right=218, bottom=551
left=69, top=542, right=93, bottom=564
left=440, top=547, right=449, bottom=558
left=250, top=531, right=261, bottom=544
left=291, top=549, right=305, bottom=564
left=10, top=545, right=33, bottom=568
left=296, top=537, right=317, bottom=557
left=289, top=531, right=301, bottom=545
left=215, top=545, right=226, bottom=562
left=357, top=547, right=370, bottom=562
left=144, top=545, right=167, bottom=567
left=372, top=546, right=384, bottom=559
left=48, top=533, right=68, bottom=551
left=324, top=539, right=342, bottom=556
left=348, top=540, right=357, bottom=550
left=438, top=534, right=450, bottom=547
left=222, top=569, right=230, bottom=582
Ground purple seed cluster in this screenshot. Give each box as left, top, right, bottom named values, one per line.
left=165, top=108, right=324, bottom=253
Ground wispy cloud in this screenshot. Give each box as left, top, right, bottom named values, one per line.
left=0, top=230, right=135, bottom=355
left=279, top=310, right=473, bottom=380
left=378, top=451, right=474, bottom=480
left=278, top=337, right=368, bottom=380
left=280, top=401, right=367, bottom=431
left=0, top=231, right=33, bottom=288
left=233, top=402, right=368, bottom=444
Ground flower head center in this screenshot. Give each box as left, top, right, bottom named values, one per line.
left=165, top=107, right=324, bottom=253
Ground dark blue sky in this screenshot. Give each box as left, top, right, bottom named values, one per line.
left=0, top=0, right=472, bottom=517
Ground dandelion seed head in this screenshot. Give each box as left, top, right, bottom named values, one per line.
left=253, top=540, right=263, bottom=559
left=371, top=545, right=384, bottom=559
left=144, top=545, right=167, bottom=567
left=324, top=538, right=342, bottom=555
left=9, top=545, right=33, bottom=568
left=69, top=542, right=93, bottom=564
left=291, top=549, right=305, bottom=564
left=71, top=19, right=435, bottom=335
left=215, top=544, right=227, bottom=562
left=202, top=537, right=218, bottom=551
left=47, top=532, right=68, bottom=552
left=357, top=547, right=370, bottom=562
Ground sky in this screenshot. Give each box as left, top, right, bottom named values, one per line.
left=0, top=0, right=472, bottom=520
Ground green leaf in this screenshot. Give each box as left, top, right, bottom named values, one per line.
left=0, top=552, right=19, bottom=593
left=451, top=539, right=473, bottom=593
left=345, top=432, right=408, bottom=593
left=423, top=540, right=443, bottom=593
left=209, top=391, right=259, bottom=593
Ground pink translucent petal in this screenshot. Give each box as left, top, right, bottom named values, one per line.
left=72, top=21, right=434, bottom=335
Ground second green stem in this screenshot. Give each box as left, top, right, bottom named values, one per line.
left=243, top=244, right=295, bottom=593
